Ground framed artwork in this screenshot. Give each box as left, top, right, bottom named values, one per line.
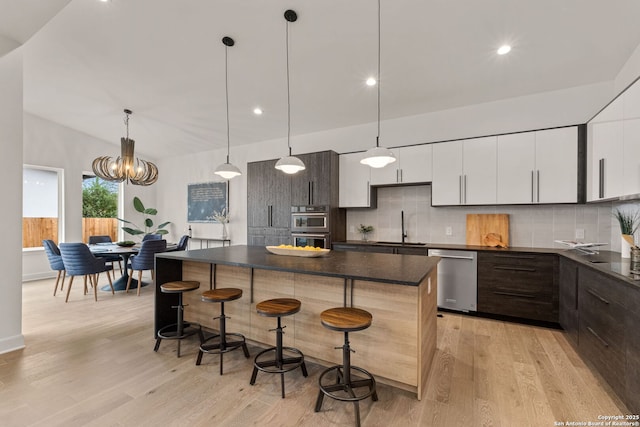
left=187, top=181, right=228, bottom=223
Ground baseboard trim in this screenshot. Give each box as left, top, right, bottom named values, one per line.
left=0, top=334, right=25, bottom=355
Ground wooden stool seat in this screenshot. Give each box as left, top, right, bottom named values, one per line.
left=160, top=280, right=200, bottom=293
left=320, top=307, right=372, bottom=332
left=201, top=288, right=243, bottom=303
left=256, top=298, right=301, bottom=317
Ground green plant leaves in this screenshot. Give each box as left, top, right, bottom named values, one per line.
left=133, top=196, right=145, bottom=213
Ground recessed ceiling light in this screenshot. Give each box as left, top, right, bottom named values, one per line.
left=366, top=77, right=377, bottom=86
left=497, top=45, right=511, bottom=55
left=253, top=107, right=263, bottom=115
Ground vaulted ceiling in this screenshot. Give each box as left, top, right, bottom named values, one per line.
left=8, top=0, right=640, bottom=158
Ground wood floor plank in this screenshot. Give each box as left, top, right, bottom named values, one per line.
left=0, top=278, right=629, bottom=426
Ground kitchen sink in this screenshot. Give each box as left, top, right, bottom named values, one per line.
left=374, top=241, right=426, bottom=246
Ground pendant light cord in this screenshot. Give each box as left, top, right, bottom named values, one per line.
left=124, top=111, right=130, bottom=140
left=286, top=19, right=292, bottom=156
left=225, top=43, right=231, bottom=163
left=376, top=0, right=381, bottom=147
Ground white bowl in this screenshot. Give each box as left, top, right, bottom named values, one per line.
left=265, top=246, right=330, bottom=258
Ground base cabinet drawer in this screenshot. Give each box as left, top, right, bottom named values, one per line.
left=625, top=286, right=640, bottom=413
left=558, top=258, right=579, bottom=344
left=477, top=252, right=558, bottom=322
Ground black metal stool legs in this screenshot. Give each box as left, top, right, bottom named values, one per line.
left=250, top=316, right=308, bottom=398
left=154, top=291, right=203, bottom=357
left=315, top=331, right=378, bottom=427
left=196, top=301, right=250, bottom=374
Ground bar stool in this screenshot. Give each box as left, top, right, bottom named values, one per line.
left=196, top=288, right=250, bottom=374
left=250, top=298, right=308, bottom=398
left=154, top=281, right=204, bottom=357
left=315, top=307, right=378, bottom=427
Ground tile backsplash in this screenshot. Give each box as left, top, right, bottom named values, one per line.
left=345, top=185, right=640, bottom=252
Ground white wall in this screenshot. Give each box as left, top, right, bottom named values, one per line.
left=156, top=81, right=616, bottom=246
left=0, top=48, right=25, bottom=354
left=22, top=113, right=158, bottom=281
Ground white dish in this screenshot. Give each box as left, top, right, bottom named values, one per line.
left=265, top=246, right=330, bottom=257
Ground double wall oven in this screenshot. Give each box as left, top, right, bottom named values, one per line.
left=291, top=205, right=331, bottom=248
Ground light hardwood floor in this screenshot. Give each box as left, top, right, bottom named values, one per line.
left=0, top=277, right=628, bottom=427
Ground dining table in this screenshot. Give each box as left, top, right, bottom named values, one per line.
left=89, top=242, right=177, bottom=292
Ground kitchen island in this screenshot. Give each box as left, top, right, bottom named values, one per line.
left=155, top=245, right=439, bottom=399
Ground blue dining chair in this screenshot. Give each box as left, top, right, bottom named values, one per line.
left=43, top=239, right=66, bottom=296
left=59, top=243, right=114, bottom=302
left=126, top=239, right=167, bottom=296
left=142, top=234, right=162, bottom=241
left=176, top=235, right=190, bottom=251
left=88, top=235, right=123, bottom=276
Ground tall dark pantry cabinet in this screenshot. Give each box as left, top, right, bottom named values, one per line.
left=247, top=150, right=345, bottom=246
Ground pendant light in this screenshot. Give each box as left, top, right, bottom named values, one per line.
left=275, top=9, right=306, bottom=174
left=92, top=109, right=159, bottom=186
left=214, top=36, right=242, bottom=180
left=360, top=0, right=396, bottom=169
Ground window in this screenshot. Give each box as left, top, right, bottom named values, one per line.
left=82, top=174, right=120, bottom=243
left=23, top=165, right=63, bottom=249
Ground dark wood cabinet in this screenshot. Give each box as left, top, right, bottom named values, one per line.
left=578, top=268, right=626, bottom=393
left=247, top=159, right=292, bottom=246
left=290, top=151, right=338, bottom=206
left=477, top=252, right=558, bottom=322
left=558, top=257, right=579, bottom=344
left=625, top=284, right=640, bottom=413
left=332, top=243, right=427, bottom=255
left=247, top=151, right=342, bottom=247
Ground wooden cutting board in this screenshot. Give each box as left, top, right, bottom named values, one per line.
left=466, top=214, right=510, bottom=247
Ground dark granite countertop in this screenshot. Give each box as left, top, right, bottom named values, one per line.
left=156, top=245, right=439, bottom=286
left=335, top=240, right=640, bottom=289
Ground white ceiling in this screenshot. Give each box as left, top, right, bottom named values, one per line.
left=14, top=0, right=640, bottom=159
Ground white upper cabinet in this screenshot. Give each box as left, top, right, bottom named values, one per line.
left=432, top=141, right=463, bottom=205
left=588, top=120, right=623, bottom=201
left=623, top=119, right=640, bottom=195
left=535, top=127, right=578, bottom=203
left=339, top=152, right=373, bottom=208
left=497, top=132, right=536, bottom=204
left=369, top=145, right=433, bottom=185
left=432, top=137, right=496, bottom=206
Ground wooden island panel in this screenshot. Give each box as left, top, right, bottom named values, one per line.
left=179, top=261, right=437, bottom=399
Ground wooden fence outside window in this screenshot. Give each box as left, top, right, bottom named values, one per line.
left=23, top=217, right=118, bottom=248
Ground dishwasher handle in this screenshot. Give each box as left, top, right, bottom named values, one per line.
left=431, top=254, right=476, bottom=260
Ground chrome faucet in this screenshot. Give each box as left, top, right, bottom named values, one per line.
left=401, top=210, right=408, bottom=244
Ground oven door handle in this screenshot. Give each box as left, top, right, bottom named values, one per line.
left=291, top=212, right=327, bottom=217
left=292, top=233, right=328, bottom=238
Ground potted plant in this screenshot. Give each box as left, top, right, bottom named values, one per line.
left=614, top=208, right=639, bottom=258
left=212, top=208, right=229, bottom=240
left=118, top=196, right=171, bottom=240
left=357, top=224, right=374, bottom=241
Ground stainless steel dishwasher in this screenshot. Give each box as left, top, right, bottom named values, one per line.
left=428, top=249, right=477, bottom=312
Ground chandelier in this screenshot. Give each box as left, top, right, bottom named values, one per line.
left=92, top=109, right=159, bottom=186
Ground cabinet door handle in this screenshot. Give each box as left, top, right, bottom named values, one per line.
left=536, top=170, right=540, bottom=203
left=586, top=288, right=610, bottom=305
left=531, top=170, right=534, bottom=203
left=396, top=169, right=400, bottom=183
left=268, top=205, right=273, bottom=227
left=586, top=326, right=609, bottom=347
left=493, top=254, right=536, bottom=260
left=367, top=181, right=370, bottom=206
left=459, top=175, right=463, bottom=204
left=400, top=169, right=403, bottom=182
left=493, top=266, right=537, bottom=272
left=599, top=158, right=605, bottom=198
left=493, top=291, right=536, bottom=299
left=308, top=181, right=312, bottom=205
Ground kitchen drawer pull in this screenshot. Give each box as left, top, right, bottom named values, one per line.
left=586, top=326, right=609, bottom=348
left=493, top=291, right=536, bottom=299
left=493, top=266, right=537, bottom=272
left=493, top=254, right=536, bottom=260
left=586, top=288, right=610, bottom=305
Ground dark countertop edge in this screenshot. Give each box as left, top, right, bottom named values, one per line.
left=157, top=248, right=439, bottom=287
left=333, top=240, right=564, bottom=254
